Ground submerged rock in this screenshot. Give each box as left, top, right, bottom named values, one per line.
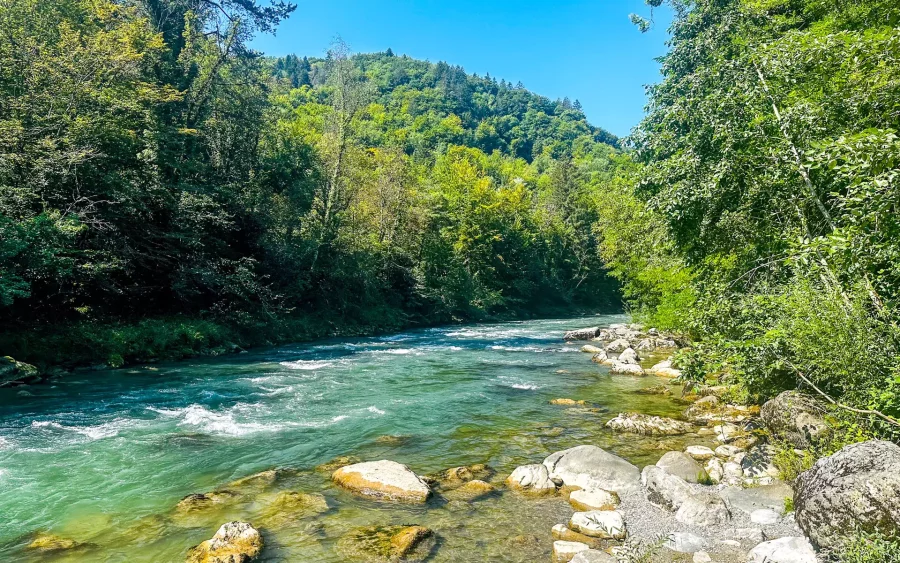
left=507, top=464, right=557, bottom=495
left=333, top=460, right=431, bottom=503
left=543, top=445, right=641, bottom=495
left=373, top=435, right=412, bottom=446
left=316, top=455, right=361, bottom=473
left=605, top=413, right=694, bottom=436
left=760, top=391, right=830, bottom=448
left=795, top=440, right=900, bottom=549
left=336, top=525, right=435, bottom=562
left=27, top=532, right=84, bottom=552
left=186, top=521, right=263, bottom=563
left=426, top=463, right=494, bottom=489
left=551, top=398, right=587, bottom=406
left=256, top=491, right=329, bottom=527
left=176, top=490, right=239, bottom=513
left=443, top=479, right=495, bottom=501
left=552, top=524, right=606, bottom=549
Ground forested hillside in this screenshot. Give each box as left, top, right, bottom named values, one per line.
left=0, top=0, right=621, bottom=367
left=604, top=0, right=900, bottom=475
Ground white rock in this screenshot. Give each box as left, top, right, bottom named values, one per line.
left=569, top=510, right=627, bottom=539
left=675, top=494, right=730, bottom=526
left=665, top=532, right=708, bottom=553
left=657, top=451, right=709, bottom=483
left=705, top=458, right=724, bottom=484
left=714, top=423, right=742, bottom=443
left=618, top=347, right=640, bottom=365
left=608, top=361, right=645, bottom=376
left=581, top=345, right=604, bottom=354
left=605, top=338, right=631, bottom=353
left=568, top=488, right=619, bottom=511
left=332, top=460, right=431, bottom=502
left=685, top=445, right=715, bottom=461
left=748, top=537, right=817, bottom=563
left=727, top=527, right=764, bottom=543
left=751, top=508, right=780, bottom=524
left=544, top=445, right=641, bottom=494
left=722, top=461, right=743, bottom=485
left=715, top=444, right=744, bottom=458
left=571, top=550, right=615, bottom=563
left=641, top=465, right=695, bottom=511
left=553, top=541, right=591, bottom=563
left=506, top=464, right=557, bottom=495
left=693, top=552, right=712, bottom=563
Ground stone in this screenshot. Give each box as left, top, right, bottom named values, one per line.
left=715, top=445, right=744, bottom=458
left=664, top=532, right=707, bottom=553
left=569, top=489, right=620, bottom=511
left=568, top=511, right=627, bottom=540
left=722, top=462, right=743, bottom=486
left=27, top=532, right=83, bottom=552
left=605, top=339, right=631, bottom=353
left=544, top=445, right=641, bottom=495
left=581, top=345, right=604, bottom=354
left=507, top=464, right=557, bottom=495
left=605, top=413, right=694, bottom=436
left=316, top=455, right=360, bottom=472
left=794, top=440, right=900, bottom=549
left=256, top=492, right=329, bottom=526
left=226, top=470, right=280, bottom=491
left=336, top=525, right=435, bottom=562
left=443, top=479, right=495, bottom=501
left=427, top=463, right=494, bottom=488
left=175, top=491, right=239, bottom=513
left=685, top=445, right=715, bottom=461
left=727, top=528, right=764, bottom=543
left=636, top=339, right=655, bottom=351
left=705, top=458, right=724, bottom=484
left=565, top=327, right=601, bottom=341
left=551, top=398, right=587, bottom=406
left=675, top=494, right=730, bottom=526
left=693, top=552, right=712, bottom=563
left=656, top=451, right=709, bottom=483
left=751, top=509, right=780, bottom=524
left=648, top=359, right=682, bottom=378
left=720, top=482, right=793, bottom=515
left=633, top=384, right=671, bottom=396
left=617, top=347, right=640, bottom=365
left=760, top=391, right=830, bottom=448
left=571, top=550, right=616, bottom=563
left=551, top=524, right=605, bottom=549
left=0, top=356, right=40, bottom=387
left=373, top=434, right=411, bottom=446
left=713, top=423, right=744, bottom=443
left=186, top=521, right=263, bottom=563
left=608, top=361, right=645, bottom=376
left=741, top=445, right=780, bottom=480
left=591, top=351, right=612, bottom=365
left=332, top=460, right=431, bottom=503
left=748, top=537, right=817, bottom=563
left=641, top=465, right=695, bottom=511
left=553, top=541, right=591, bottom=563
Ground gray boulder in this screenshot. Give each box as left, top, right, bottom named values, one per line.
left=795, top=440, right=900, bottom=549
left=656, top=451, right=709, bottom=483
left=0, top=356, right=40, bottom=387
left=565, top=327, right=601, bottom=341
left=675, top=494, right=730, bottom=526
left=748, top=537, right=816, bottom=563
left=720, top=482, right=793, bottom=516
left=605, top=339, right=631, bottom=353
left=618, top=347, right=640, bottom=365
left=543, top=445, right=641, bottom=495
left=760, top=391, right=830, bottom=448
left=606, top=413, right=694, bottom=436
left=641, top=465, right=695, bottom=511
left=664, top=532, right=708, bottom=553
left=741, top=445, right=780, bottom=480
left=571, top=550, right=615, bottom=563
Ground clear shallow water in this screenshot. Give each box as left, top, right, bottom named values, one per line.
left=0, top=314, right=696, bottom=562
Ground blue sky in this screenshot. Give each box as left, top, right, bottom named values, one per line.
left=251, top=1, right=673, bottom=137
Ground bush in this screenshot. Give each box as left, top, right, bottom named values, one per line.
left=832, top=529, right=900, bottom=563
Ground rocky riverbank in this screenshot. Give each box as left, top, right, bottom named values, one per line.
left=13, top=320, right=900, bottom=562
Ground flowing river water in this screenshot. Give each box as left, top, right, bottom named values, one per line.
left=0, top=314, right=698, bottom=562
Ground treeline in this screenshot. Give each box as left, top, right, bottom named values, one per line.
left=604, top=0, right=900, bottom=445
left=0, top=0, right=620, bottom=367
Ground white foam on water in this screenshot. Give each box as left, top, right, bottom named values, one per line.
left=147, top=404, right=291, bottom=437
left=366, top=406, right=386, bottom=415
left=0, top=436, right=11, bottom=450
left=30, top=419, right=131, bottom=440
left=331, top=415, right=349, bottom=422
left=510, top=383, right=539, bottom=390
left=488, top=345, right=545, bottom=352
left=280, top=360, right=333, bottom=370
left=367, top=348, right=421, bottom=356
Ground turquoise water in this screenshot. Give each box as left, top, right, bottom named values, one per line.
left=0, top=314, right=693, bottom=561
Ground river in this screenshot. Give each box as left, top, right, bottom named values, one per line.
left=0, top=314, right=690, bottom=562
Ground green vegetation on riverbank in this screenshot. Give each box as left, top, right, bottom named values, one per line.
left=0, top=0, right=621, bottom=370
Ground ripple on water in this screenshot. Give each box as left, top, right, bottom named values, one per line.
left=147, top=404, right=295, bottom=437
left=30, top=418, right=134, bottom=441
left=279, top=360, right=334, bottom=370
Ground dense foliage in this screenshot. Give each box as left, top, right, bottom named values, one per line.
left=603, top=0, right=900, bottom=442
left=0, top=0, right=620, bottom=367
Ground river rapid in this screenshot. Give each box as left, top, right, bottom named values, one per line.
left=0, top=314, right=691, bottom=562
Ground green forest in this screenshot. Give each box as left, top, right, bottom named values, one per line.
left=3, top=0, right=900, bottom=462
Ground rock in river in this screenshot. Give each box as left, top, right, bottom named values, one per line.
left=604, top=339, right=631, bottom=353
left=617, top=347, right=640, bottom=365
left=568, top=488, right=620, bottom=511
left=544, top=445, right=641, bottom=495
left=760, top=391, right=830, bottom=448
left=606, top=413, right=694, bottom=436
left=656, top=451, right=709, bottom=483
left=333, top=460, right=431, bottom=503
left=569, top=510, right=627, bottom=540
left=608, top=361, right=645, bottom=376
left=553, top=541, right=591, bottom=563
left=176, top=490, right=239, bottom=513
left=507, top=464, right=557, bottom=495
left=337, top=525, right=435, bottom=562
left=795, top=440, right=900, bottom=549
left=186, top=521, right=263, bottom=563
left=27, top=532, right=84, bottom=553
left=565, top=327, right=601, bottom=341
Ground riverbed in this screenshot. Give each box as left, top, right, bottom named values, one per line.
left=0, top=314, right=694, bottom=562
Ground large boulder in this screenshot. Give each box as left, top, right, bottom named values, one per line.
left=506, top=464, right=557, bottom=495
left=617, top=348, right=640, bottom=365
left=565, top=327, right=601, bottom=341
left=332, top=460, right=431, bottom=503
left=605, top=339, right=631, bottom=353
left=760, top=391, right=830, bottom=448
left=186, top=521, right=263, bottom=563
left=0, top=356, right=40, bottom=387
left=608, top=362, right=645, bottom=376
left=720, top=482, right=793, bottom=516
left=641, top=466, right=695, bottom=511
left=656, top=451, right=709, bottom=483
left=675, top=494, right=730, bottom=526
left=747, top=537, right=817, bottom=563
left=568, top=489, right=619, bottom=511
left=606, top=413, right=694, bottom=436
left=794, top=440, right=900, bottom=549
left=741, top=444, right=780, bottom=481
left=568, top=511, right=627, bottom=540
left=543, top=446, right=640, bottom=495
